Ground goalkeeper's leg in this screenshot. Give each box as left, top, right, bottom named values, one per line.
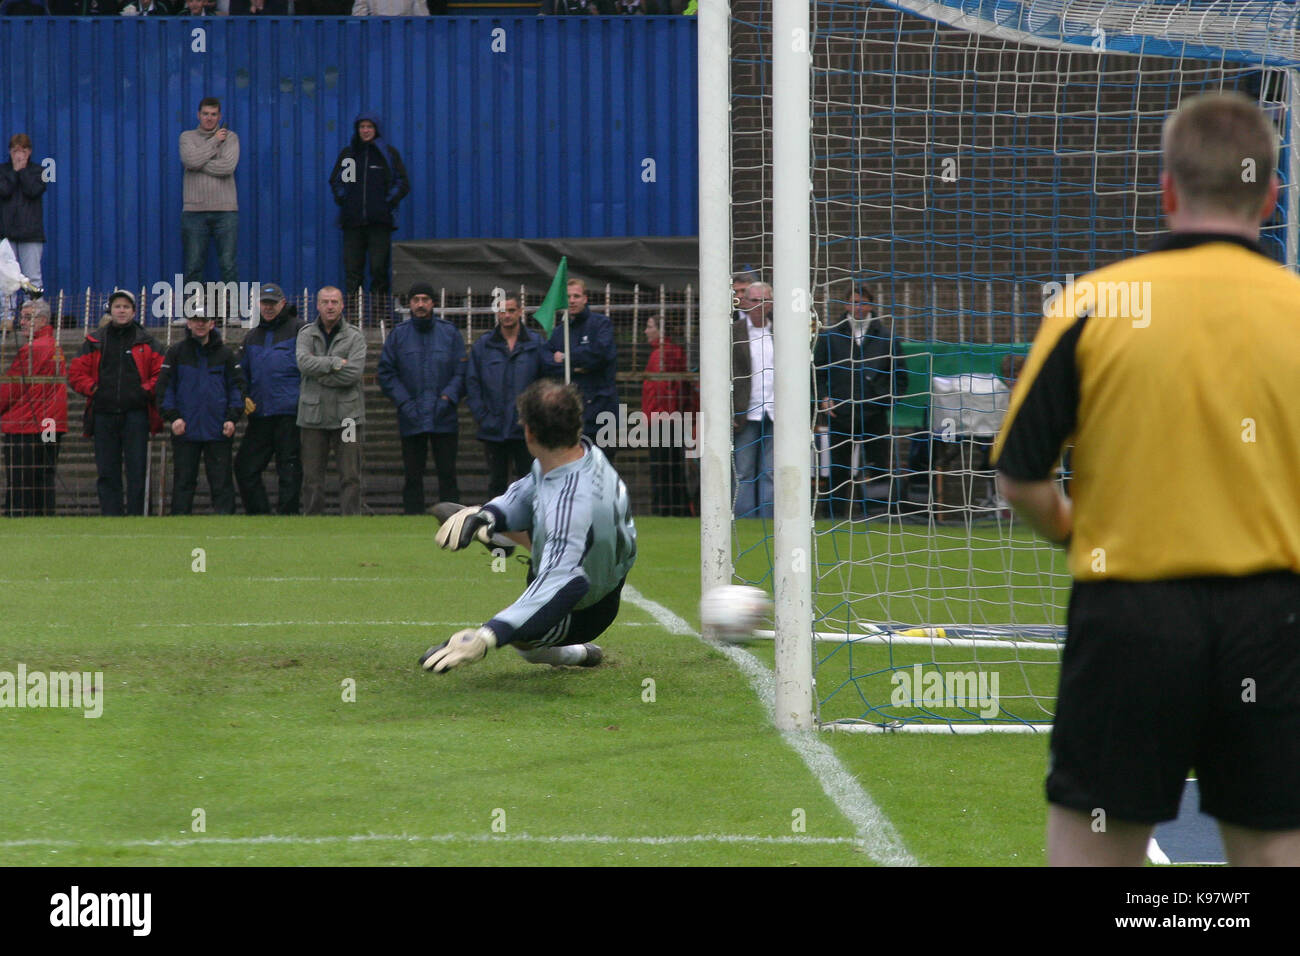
left=514, top=643, right=600, bottom=667
left=512, top=577, right=627, bottom=668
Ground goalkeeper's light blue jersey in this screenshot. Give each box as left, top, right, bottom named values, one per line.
left=480, top=438, right=637, bottom=645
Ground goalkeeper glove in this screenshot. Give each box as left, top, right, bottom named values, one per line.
left=420, top=627, right=497, bottom=673
left=435, top=505, right=496, bottom=552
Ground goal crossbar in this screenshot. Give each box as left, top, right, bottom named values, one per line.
left=881, top=0, right=1300, bottom=64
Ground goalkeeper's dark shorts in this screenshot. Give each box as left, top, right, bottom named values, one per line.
left=1047, top=570, right=1300, bottom=830
left=513, top=565, right=627, bottom=649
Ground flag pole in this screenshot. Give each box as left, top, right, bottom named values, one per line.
left=563, top=309, right=571, bottom=384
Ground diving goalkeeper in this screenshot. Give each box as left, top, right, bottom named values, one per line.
left=422, top=379, right=637, bottom=673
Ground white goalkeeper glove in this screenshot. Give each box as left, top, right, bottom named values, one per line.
left=434, top=506, right=496, bottom=552
left=420, top=627, right=498, bottom=673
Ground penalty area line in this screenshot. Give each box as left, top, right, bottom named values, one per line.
left=623, top=585, right=917, bottom=867
left=0, top=833, right=865, bottom=849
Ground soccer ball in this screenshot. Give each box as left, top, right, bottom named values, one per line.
left=700, top=585, right=772, bottom=643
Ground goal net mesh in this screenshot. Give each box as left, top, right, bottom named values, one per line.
left=729, top=0, right=1298, bottom=731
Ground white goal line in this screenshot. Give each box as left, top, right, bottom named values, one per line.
left=823, top=721, right=1052, bottom=735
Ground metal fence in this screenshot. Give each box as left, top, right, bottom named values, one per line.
left=4, top=283, right=699, bottom=345
left=0, top=283, right=704, bottom=517
left=1, top=277, right=1033, bottom=518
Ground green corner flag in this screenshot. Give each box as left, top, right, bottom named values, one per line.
left=533, top=257, right=568, bottom=337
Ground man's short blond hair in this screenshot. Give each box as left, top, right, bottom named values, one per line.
left=1163, top=91, right=1277, bottom=220
left=566, top=278, right=587, bottom=293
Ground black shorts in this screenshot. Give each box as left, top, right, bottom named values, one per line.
left=1048, top=571, right=1300, bottom=830
left=514, top=567, right=626, bottom=649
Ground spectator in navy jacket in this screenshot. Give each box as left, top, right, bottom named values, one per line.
left=158, top=313, right=246, bottom=515
left=328, top=113, right=410, bottom=306
left=235, top=283, right=306, bottom=514
left=466, top=291, right=549, bottom=499
left=546, top=278, right=618, bottom=460
left=814, top=282, right=905, bottom=519
left=0, top=134, right=47, bottom=311
left=377, top=281, right=466, bottom=514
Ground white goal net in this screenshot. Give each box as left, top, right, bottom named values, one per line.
left=710, top=0, right=1300, bottom=731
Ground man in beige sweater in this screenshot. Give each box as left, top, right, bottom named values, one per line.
left=179, top=97, right=240, bottom=307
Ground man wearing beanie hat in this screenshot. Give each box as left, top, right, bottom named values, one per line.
left=68, top=289, right=166, bottom=515
left=377, top=281, right=466, bottom=514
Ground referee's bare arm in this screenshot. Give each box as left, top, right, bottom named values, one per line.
left=992, top=313, right=1086, bottom=548
left=997, top=474, right=1072, bottom=546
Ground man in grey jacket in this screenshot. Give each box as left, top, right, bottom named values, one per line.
left=297, top=286, right=367, bottom=515
left=179, top=97, right=240, bottom=297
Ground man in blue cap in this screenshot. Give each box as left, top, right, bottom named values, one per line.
left=235, top=282, right=306, bottom=513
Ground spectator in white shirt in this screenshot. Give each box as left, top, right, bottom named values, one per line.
left=730, top=281, right=774, bottom=518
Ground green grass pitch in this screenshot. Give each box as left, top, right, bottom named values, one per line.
left=0, top=516, right=1053, bottom=866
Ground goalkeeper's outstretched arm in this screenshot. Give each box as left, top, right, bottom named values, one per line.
left=480, top=471, right=537, bottom=536
left=433, top=474, right=539, bottom=553
left=434, top=506, right=498, bottom=551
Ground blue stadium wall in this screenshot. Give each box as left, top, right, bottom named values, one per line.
left=0, top=17, right=698, bottom=298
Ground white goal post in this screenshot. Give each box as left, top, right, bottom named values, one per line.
left=699, top=0, right=816, bottom=731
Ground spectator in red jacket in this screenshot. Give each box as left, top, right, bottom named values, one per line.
left=0, top=298, right=66, bottom=516
left=642, top=314, right=692, bottom=516
left=68, top=290, right=165, bottom=516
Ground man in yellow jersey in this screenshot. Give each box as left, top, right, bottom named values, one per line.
left=994, top=92, right=1300, bottom=866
